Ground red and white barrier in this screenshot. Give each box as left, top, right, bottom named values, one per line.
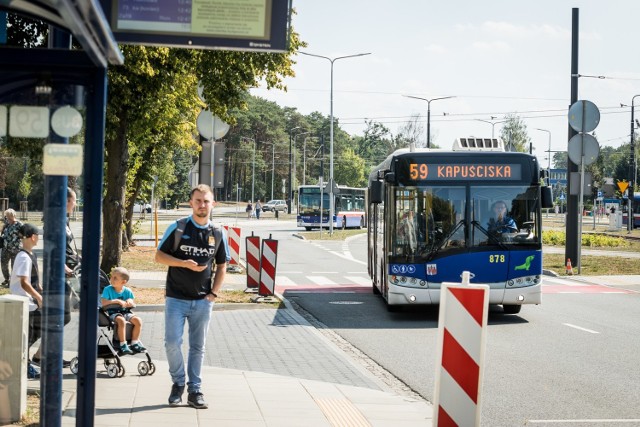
left=258, top=236, right=278, bottom=297
left=223, top=225, right=241, bottom=265
left=245, top=233, right=261, bottom=290
left=433, top=271, right=489, bottom=427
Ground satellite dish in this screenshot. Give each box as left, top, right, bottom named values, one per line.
left=196, top=110, right=230, bottom=140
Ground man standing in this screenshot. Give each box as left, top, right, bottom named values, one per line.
left=1, top=209, right=22, bottom=286
left=155, top=184, right=229, bottom=409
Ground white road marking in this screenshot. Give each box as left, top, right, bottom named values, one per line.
left=345, top=276, right=372, bottom=286
left=275, top=276, right=297, bottom=286
left=307, top=276, right=337, bottom=286
left=563, top=323, right=600, bottom=334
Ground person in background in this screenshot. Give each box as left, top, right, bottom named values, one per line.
left=255, top=200, right=262, bottom=220
left=245, top=201, right=253, bottom=219
left=1, top=209, right=23, bottom=287
left=9, top=224, right=43, bottom=377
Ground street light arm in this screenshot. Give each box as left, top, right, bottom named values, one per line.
left=301, top=51, right=371, bottom=63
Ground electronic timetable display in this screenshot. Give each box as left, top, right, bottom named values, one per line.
left=102, top=0, right=291, bottom=52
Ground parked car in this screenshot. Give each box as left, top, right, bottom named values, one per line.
left=262, top=199, right=288, bottom=214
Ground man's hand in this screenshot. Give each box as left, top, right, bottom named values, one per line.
left=182, top=259, right=207, bottom=272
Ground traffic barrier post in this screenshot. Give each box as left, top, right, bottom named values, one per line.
left=245, top=233, right=261, bottom=293
left=223, top=225, right=242, bottom=273
left=433, top=271, right=489, bottom=427
left=252, top=234, right=279, bottom=303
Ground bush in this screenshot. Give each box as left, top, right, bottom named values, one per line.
left=542, top=230, right=628, bottom=248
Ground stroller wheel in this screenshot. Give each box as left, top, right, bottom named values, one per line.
left=107, top=364, right=119, bottom=378
left=118, top=365, right=126, bottom=377
left=137, top=361, right=149, bottom=376
left=148, top=362, right=156, bottom=375
left=69, top=357, right=79, bottom=375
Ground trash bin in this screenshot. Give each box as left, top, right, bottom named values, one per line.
left=275, top=209, right=279, bottom=220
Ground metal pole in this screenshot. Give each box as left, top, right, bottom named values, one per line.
left=288, top=127, right=300, bottom=214
left=629, top=95, right=639, bottom=233
left=271, top=144, right=275, bottom=200
left=303, top=137, right=307, bottom=186
left=251, top=140, right=255, bottom=203
left=300, top=52, right=371, bottom=234
left=404, top=95, right=455, bottom=148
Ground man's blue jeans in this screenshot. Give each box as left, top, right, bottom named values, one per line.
left=164, top=297, right=213, bottom=393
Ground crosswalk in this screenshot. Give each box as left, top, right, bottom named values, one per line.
left=271, top=273, right=634, bottom=295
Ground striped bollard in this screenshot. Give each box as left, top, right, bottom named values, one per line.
left=245, top=233, right=261, bottom=293
left=223, top=225, right=241, bottom=271
left=254, top=235, right=278, bottom=303
left=433, top=271, right=489, bottom=427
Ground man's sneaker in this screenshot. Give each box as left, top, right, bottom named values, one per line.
left=27, top=362, right=40, bottom=379
left=187, top=392, right=208, bottom=409
left=168, top=384, right=185, bottom=406
left=119, top=343, right=133, bottom=355
left=130, top=342, right=147, bottom=353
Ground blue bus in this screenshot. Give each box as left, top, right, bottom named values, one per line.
left=297, top=185, right=366, bottom=230
left=367, top=138, right=553, bottom=313
left=621, top=194, right=640, bottom=228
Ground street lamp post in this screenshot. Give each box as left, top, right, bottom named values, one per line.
left=287, top=126, right=301, bottom=214
left=303, top=136, right=317, bottom=186
left=263, top=141, right=276, bottom=200
left=301, top=51, right=371, bottom=234
left=404, top=95, right=455, bottom=148
left=240, top=136, right=256, bottom=203
left=293, top=131, right=311, bottom=191
left=629, top=95, right=640, bottom=232
left=476, top=117, right=507, bottom=139
left=535, top=128, right=552, bottom=186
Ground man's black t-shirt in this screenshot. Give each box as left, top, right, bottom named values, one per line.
left=158, top=216, right=229, bottom=300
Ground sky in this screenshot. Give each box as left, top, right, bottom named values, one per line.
left=251, top=0, right=640, bottom=168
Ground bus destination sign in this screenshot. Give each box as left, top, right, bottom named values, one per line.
left=407, top=163, right=522, bottom=181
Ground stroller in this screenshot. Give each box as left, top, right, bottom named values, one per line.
left=68, top=267, right=156, bottom=378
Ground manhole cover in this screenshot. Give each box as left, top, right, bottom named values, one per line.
left=329, top=301, right=363, bottom=305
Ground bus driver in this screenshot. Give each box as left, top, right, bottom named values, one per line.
left=487, top=201, right=518, bottom=235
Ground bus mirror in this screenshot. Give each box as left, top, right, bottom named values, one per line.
left=384, top=172, right=396, bottom=183
left=370, top=181, right=384, bottom=204
left=541, top=186, right=553, bottom=209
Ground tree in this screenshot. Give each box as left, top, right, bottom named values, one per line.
left=499, top=114, right=531, bottom=152
left=396, top=114, right=425, bottom=148
left=101, top=37, right=304, bottom=273
left=334, top=147, right=367, bottom=187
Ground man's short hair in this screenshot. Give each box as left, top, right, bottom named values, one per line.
left=111, top=266, right=130, bottom=282
left=190, top=184, right=214, bottom=199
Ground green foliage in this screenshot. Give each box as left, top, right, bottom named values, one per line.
left=542, top=230, right=629, bottom=247
left=499, top=114, right=531, bottom=153
left=18, top=170, right=32, bottom=201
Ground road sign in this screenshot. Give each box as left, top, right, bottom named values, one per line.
left=559, top=193, right=566, bottom=201
left=568, top=100, right=600, bottom=133
left=617, top=181, right=629, bottom=193
left=196, top=110, right=230, bottom=140
left=568, top=133, right=599, bottom=166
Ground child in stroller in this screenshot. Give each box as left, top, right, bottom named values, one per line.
left=101, top=267, right=146, bottom=355
left=68, top=266, right=155, bottom=378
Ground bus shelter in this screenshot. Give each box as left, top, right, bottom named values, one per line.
left=0, top=2, right=123, bottom=426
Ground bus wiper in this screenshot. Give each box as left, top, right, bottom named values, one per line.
left=426, top=219, right=465, bottom=261
left=471, top=220, right=509, bottom=250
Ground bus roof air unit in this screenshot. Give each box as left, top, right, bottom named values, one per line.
left=453, top=138, right=505, bottom=152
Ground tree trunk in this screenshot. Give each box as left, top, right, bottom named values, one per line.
left=101, top=117, right=129, bottom=275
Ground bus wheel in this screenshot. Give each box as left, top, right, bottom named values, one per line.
left=372, top=283, right=380, bottom=295
left=342, top=216, right=347, bottom=230
left=305, top=227, right=312, bottom=231
left=503, top=304, right=522, bottom=314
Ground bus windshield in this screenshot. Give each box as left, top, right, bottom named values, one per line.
left=392, top=183, right=540, bottom=260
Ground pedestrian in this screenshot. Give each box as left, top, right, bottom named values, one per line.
left=155, top=184, right=230, bottom=409
left=1, top=209, right=23, bottom=287
left=245, top=201, right=253, bottom=219
left=9, top=223, right=43, bottom=378
left=255, top=200, right=262, bottom=220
